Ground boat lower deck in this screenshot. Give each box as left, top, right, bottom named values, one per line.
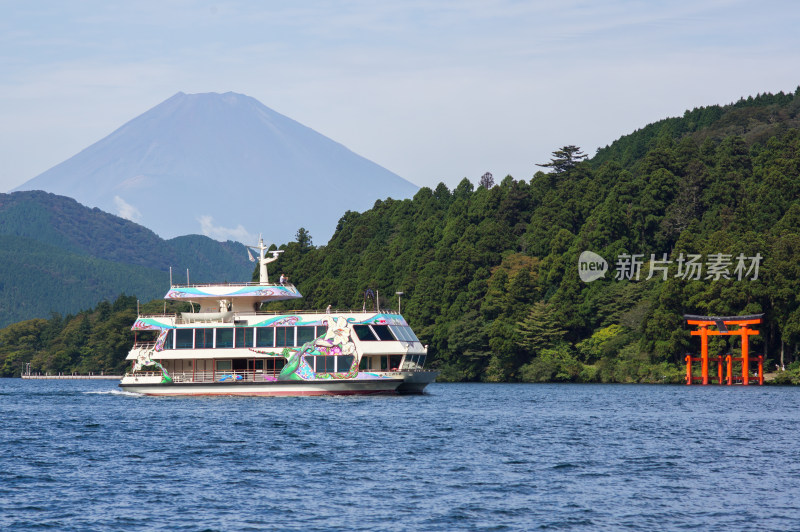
left=119, top=377, right=405, bottom=396
left=119, top=368, right=438, bottom=396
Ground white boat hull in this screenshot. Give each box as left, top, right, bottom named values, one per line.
left=395, top=371, right=439, bottom=394
left=119, top=378, right=404, bottom=396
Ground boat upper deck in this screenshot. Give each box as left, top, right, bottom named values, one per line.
left=136, top=308, right=407, bottom=326
left=165, top=282, right=301, bottom=300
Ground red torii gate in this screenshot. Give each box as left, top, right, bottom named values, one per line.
left=684, top=314, right=764, bottom=386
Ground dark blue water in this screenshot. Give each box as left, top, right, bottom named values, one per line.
left=2, top=381, right=800, bottom=531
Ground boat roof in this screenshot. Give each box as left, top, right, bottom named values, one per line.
left=165, top=282, right=302, bottom=302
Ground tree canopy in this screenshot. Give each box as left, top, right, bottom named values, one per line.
left=536, top=145, right=587, bottom=174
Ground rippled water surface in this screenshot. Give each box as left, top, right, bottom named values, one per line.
left=2, top=380, right=800, bottom=531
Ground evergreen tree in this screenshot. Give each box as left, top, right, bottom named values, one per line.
left=515, top=302, right=567, bottom=353
left=295, top=227, right=313, bottom=250
left=537, top=145, right=587, bottom=173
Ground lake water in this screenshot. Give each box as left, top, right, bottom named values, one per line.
left=2, top=380, right=799, bottom=531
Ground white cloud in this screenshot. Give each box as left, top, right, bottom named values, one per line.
left=198, top=215, right=255, bottom=243
left=113, top=195, right=141, bottom=222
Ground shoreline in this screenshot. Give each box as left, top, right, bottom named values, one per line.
left=20, top=374, right=122, bottom=380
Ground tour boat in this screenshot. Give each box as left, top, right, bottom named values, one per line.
left=118, top=237, right=437, bottom=396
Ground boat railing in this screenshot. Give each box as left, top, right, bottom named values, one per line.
left=363, top=367, right=430, bottom=373
left=170, top=282, right=297, bottom=289
left=133, top=368, right=432, bottom=382
left=234, top=308, right=392, bottom=316
left=137, top=309, right=401, bottom=323
left=170, top=370, right=283, bottom=383
left=132, top=342, right=157, bottom=350
left=126, top=371, right=165, bottom=378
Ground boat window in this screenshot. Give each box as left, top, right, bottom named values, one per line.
left=215, top=360, right=232, bottom=372
left=253, top=360, right=264, bottom=370
left=371, top=325, right=395, bottom=341
left=389, top=355, right=402, bottom=371
left=275, top=326, right=294, bottom=347
left=162, top=330, right=173, bottom=350
left=390, top=326, right=419, bottom=342
left=176, top=329, right=193, bottom=349
left=297, top=326, right=316, bottom=346
left=235, top=327, right=253, bottom=348
left=256, top=327, right=274, bottom=348
left=337, top=355, right=354, bottom=372
left=314, top=356, right=335, bottom=373
left=389, top=325, right=404, bottom=341
left=359, top=357, right=368, bottom=370
left=388, top=325, right=407, bottom=341
left=316, top=325, right=328, bottom=339
left=353, top=325, right=377, bottom=341
left=194, top=328, right=213, bottom=349
left=262, top=357, right=285, bottom=374
left=216, top=328, right=233, bottom=348
left=404, top=355, right=424, bottom=369
left=327, top=356, right=339, bottom=372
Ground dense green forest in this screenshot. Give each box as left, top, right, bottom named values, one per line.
left=0, top=191, right=252, bottom=326
left=0, top=296, right=188, bottom=377
left=4, top=89, right=800, bottom=383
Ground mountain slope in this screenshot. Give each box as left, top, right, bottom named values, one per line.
left=0, top=191, right=253, bottom=326
left=13, top=91, right=419, bottom=244
left=0, top=234, right=167, bottom=325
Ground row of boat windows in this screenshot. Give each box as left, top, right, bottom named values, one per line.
left=163, top=325, right=328, bottom=350
left=309, top=355, right=354, bottom=373
left=213, top=355, right=355, bottom=373
left=161, top=324, right=419, bottom=350
left=354, top=325, right=419, bottom=342
left=214, top=359, right=286, bottom=372
left=359, top=354, right=427, bottom=371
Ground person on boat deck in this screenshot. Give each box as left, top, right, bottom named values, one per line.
left=279, top=273, right=287, bottom=285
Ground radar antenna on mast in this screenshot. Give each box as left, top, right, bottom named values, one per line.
left=247, top=235, right=283, bottom=284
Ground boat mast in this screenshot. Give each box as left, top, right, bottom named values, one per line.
left=248, top=236, right=283, bottom=285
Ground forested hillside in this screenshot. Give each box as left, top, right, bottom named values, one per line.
left=264, top=89, right=800, bottom=383
left=593, top=89, right=800, bottom=168
left=4, top=89, right=800, bottom=382
left=0, top=191, right=252, bottom=326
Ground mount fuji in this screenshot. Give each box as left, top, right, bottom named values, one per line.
left=13, top=92, right=418, bottom=245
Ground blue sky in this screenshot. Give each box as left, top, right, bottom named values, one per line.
left=1, top=0, right=799, bottom=192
